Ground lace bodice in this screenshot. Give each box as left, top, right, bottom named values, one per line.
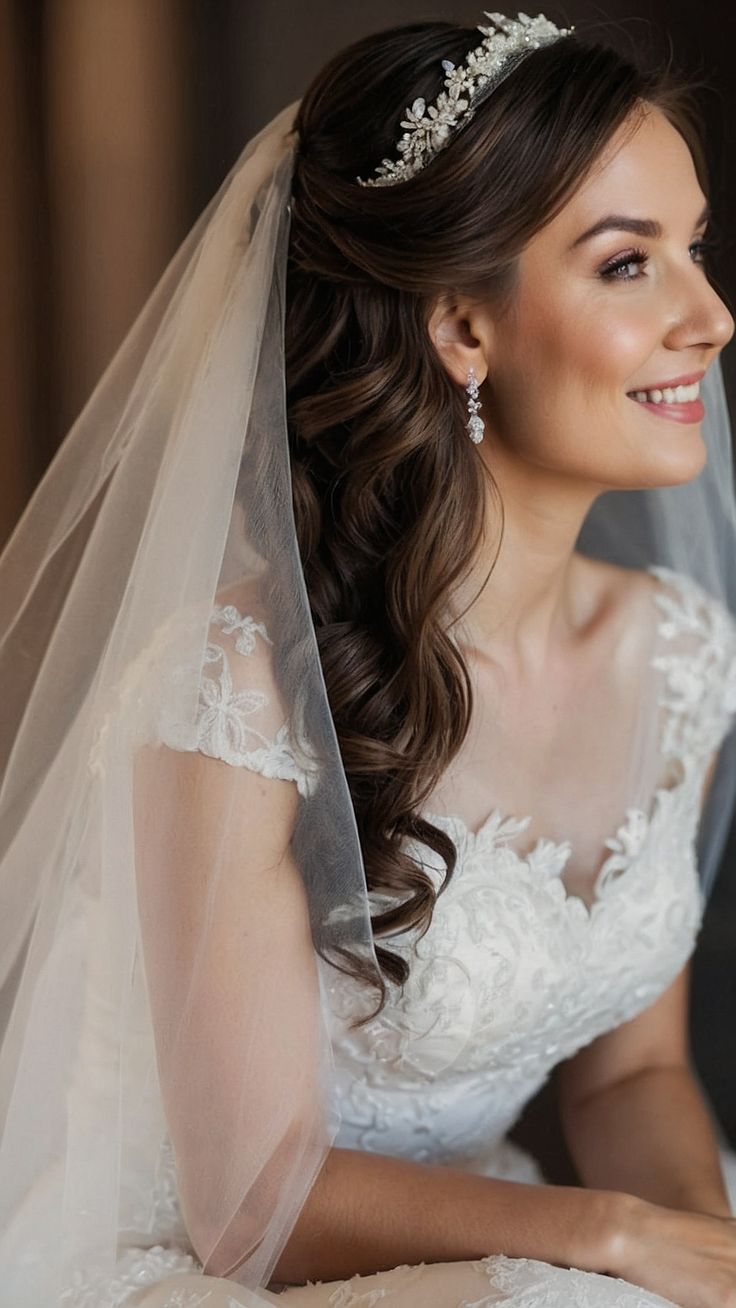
left=324, top=778, right=705, bottom=1165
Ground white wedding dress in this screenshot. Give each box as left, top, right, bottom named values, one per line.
left=2, top=565, right=736, bottom=1308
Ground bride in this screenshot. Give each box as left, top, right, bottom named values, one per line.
left=1, top=11, right=736, bottom=1308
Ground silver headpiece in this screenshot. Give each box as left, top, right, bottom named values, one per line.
left=357, top=11, right=573, bottom=188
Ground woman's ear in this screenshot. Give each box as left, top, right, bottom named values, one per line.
left=427, top=294, right=493, bottom=388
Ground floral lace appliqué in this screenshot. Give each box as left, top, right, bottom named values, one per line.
left=211, top=606, right=272, bottom=655
left=193, top=608, right=320, bottom=798
left=650, top=564, right=736, bottom=764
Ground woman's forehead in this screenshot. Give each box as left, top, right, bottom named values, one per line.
left=535, top=110, right=706, bottom=252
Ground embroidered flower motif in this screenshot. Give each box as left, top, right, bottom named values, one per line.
left=650, top=565, right=736, bottom=763
left=211, top=605, right=271, bottom=655
left=198, top=642, right=268, bottom=755
left=604, top=808, right=650, bottom=862
left=526, top=838, right=572, bottom=880
left=177, top=609, right=323, bottom=797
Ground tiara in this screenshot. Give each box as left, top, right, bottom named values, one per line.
left=356, top=11, right=573, bottom=188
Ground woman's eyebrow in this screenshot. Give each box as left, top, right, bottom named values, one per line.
left=569, top=201, right=711, bottom=250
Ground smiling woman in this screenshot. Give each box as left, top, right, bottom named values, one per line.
left=562, top=124, right=720, bottom=437
left=1, top=11, right=736, bottom=1308
left=424, top=107, right=731, bottom=516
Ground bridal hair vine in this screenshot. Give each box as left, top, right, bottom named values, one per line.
left=357, top=11, right=573, bottom=188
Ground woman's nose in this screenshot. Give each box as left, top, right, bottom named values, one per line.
left=664, top=272, right=735, bottom=357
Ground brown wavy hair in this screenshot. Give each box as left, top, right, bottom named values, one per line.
left=284, top=19, right=710, bottom=1004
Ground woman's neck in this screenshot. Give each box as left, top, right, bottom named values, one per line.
left=451, top=456, right=604, bottom=673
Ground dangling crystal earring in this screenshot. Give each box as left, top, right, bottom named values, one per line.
left=465, top=368, right=485, bottom=444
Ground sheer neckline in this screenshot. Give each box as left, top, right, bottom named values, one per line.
left=421, top=564, right=702, bottom=924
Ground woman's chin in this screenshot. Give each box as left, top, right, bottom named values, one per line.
left=609, top=421, right=708, bottom=490
left=644, top=429, right=708, bottom=488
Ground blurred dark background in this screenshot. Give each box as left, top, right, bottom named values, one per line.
left=1, top=0, right=734, bottom=1153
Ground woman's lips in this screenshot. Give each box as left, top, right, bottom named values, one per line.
left=627, top=376, right=705, bottom=426
left=627, top=393, right=705, bottom=424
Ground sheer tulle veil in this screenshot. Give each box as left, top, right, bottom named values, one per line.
left=0, top=81, right=734, bottom=1301
left=0, top=101, right=377, bottom=1297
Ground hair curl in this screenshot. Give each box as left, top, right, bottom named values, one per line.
left=283, top=19, right=710, bottom=1007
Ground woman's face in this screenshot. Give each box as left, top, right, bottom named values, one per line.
left=478, top=105, right=734, bottom=491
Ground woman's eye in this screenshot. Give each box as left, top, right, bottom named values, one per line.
left=601, top=249, right=648, bottom=283
left=598, top=238, right=716, bottom=283
left=690, top=239, right=716, bottom=264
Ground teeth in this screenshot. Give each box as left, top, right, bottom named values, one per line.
left=631, top=381, right=700, bottom=405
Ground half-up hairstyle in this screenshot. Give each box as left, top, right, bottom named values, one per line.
left=284, top=18, right=709, bottom=1007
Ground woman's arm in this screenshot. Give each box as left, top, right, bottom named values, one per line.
left=558, top=962, right=731, bottom=1217
left=273, top=1146, right=617, bottom=1284
left=559, top=753, right=730, bottom=1219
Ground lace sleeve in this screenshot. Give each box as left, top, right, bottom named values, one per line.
left=188, top=604, right=321, bottom=798
left=140, top=598, right=322, bottom=799
left=650, top=565, right=736, bottom=770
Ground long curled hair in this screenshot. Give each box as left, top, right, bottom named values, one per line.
left=284, top=20, right=709, bottom=1000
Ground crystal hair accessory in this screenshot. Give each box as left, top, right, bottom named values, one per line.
left=466, top=368, right=485, bottom=443
left=356, top=11, right=573, bottom=188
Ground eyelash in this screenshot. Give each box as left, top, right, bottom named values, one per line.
left=598, top=239, right=716, bottom=282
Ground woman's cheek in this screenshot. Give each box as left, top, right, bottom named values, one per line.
left=608, top=320, right=658, bottom=366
